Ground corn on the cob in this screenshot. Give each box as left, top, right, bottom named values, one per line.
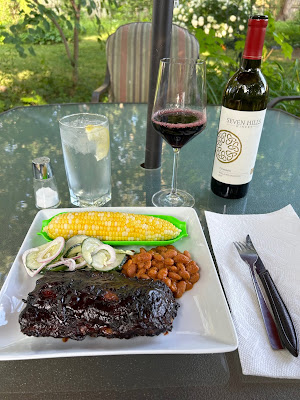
left=43, top=211, right=181, bottom=241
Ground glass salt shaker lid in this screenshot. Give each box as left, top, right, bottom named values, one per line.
left=32, top=156, right=54, bottom=180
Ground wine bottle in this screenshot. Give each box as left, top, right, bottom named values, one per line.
left=211, top=15, right=269, bottom=199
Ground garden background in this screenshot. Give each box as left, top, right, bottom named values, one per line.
left=0, top=0, right=299, bottom=115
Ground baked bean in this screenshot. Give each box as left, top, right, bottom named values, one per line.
left=185, top=281, right=194, bottom=291
left=137, top=262, right=145, bottom=270
left=136, top=252, right=152, bottom=262
left=166, top=245, right=176, bottom=250
left=121, top=245, right=200, bottom=298
left=126, top=263, right=137, bottom=278
left=183, top=250, right=191, bottom=259
left=168, top=272, right=182, bottom=281
left=179, top=270, right=190, bottom=281
left=186, top=261, right=199, bottom=274
left=136, top=268, right=146, bottom=278
left=152, top=260, right=164, bottom=269
left=162, top=277, right=172, bottom=288
left=153, top=253, right=164, bottom=261
left=170, top=279, right=177, bottom=293
left=174, top=254, right=190, bottom=264
left=156, top=246, right=168, bottom=253
left=175, top=281, right=187, bottom=298
left=176, top=262, right=185, bottom=272
left=148, top=267, right=158, bottom=279
left=190, top=272, right=200, bottom=284
left=164, top=257, right=174, bottom=266
left=122, top=265, right=129, bottom=275
left=157, top=267, right=168, bottom=280
left=164, top=249, right=177, bottom=258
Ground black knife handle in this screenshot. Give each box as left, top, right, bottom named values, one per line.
left=249, top=266, right=283, bottom=350
left=259, top=270, right=299, bottom=357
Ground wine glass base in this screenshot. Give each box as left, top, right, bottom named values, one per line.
left=152, top=189, right=195, bottom=207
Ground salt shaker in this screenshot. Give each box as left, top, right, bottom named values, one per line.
left=32, top=157, right=60, bottom=209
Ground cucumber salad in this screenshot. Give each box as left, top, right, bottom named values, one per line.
left=22, top=235, right=134, bottom=277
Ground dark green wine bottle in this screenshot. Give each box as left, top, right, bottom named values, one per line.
left=211, top=15, right=269, bottom=199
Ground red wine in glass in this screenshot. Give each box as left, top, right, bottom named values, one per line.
left=152, top=108, right=207, bottom=148
left=151, top=58, right=207, bottom=207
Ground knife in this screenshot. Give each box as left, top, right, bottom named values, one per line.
left=246, top=235, right=299, bottom=358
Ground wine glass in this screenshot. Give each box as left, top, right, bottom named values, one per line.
left=151, top=58, right=207, bottom=207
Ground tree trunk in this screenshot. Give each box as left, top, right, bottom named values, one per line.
left=277, top=0, right=294, bottom=20
left=71, top=0, right=81, bottom=87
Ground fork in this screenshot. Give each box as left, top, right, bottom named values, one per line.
left=234, top=241, right=283, bottom=350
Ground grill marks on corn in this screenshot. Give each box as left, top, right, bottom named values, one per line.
left=44, top=211, right=181, bottom=241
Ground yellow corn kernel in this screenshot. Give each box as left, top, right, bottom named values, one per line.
left=43, top=211, right=181, bottom=241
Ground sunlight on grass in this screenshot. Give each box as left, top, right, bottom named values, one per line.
left=17, top=70, right=34, bottom=80
left=0, top=74, right=13, bottom=86
left=83, top=35, right=100, bottom=41
left=0, top=39, right=108, bottom=111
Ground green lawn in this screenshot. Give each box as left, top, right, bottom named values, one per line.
left=0, top=38, right=107, bottom=112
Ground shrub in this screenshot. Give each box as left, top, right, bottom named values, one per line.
left=173, top=0, right=251, bottom=45
left=265, top=20, right=300, bottom=48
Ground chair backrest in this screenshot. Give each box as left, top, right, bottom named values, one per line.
left=106, top=22, right=200, bottom=103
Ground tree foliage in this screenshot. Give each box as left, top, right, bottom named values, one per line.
left=2, top=0, right=116, bottom=85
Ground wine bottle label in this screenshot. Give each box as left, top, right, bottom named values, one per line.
left=212, top=107, right=266, bottom=185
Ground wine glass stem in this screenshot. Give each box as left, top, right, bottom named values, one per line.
left=170, top=148, right=180, bottom=196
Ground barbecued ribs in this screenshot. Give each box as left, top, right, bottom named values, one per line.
left=19, top=270, right=179, bottom=340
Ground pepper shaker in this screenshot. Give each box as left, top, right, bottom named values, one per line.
left=32, top=157, right=60, bottom=209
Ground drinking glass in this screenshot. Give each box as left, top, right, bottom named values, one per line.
left=59, top=113, right=111, bottom=207
left=151, top=58, right=207, bottom=207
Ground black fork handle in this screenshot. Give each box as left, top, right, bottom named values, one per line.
left=258, top=270, right=299, bottom=357
left=248, top=265, right=283, bottom=350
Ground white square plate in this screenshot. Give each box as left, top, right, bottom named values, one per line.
left=0, top=207, right=237, bottom=360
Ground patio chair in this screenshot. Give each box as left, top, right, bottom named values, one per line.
left=267, top=96, right=299, bottom=110
left=91, top=22, right=200, bottom=103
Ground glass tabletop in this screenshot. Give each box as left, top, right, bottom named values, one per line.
left=0, top=103, right=299, bottom=398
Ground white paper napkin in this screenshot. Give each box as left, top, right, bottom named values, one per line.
left=205, top=204, right=300, bottom=378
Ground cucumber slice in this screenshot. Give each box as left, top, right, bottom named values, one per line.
left=36, top=237, right=65, bottom=264
left=64, top=235, right=88, bottom=255
left=22, top=242, right=50, bottom=270
left=91, top=252, right=128, bottom=271
left=22, top=248, right=48, bottom=277
left=23, top=248, right=45, bottom=270
left=91, top=251, right=108, bottom=270
left=65, top=244, right=82, bottom=258
left=82, top=238, right=117, bottom=271
left=109, top=253, right=129, bottom=270
left=81, top=237, right=102, bottom=264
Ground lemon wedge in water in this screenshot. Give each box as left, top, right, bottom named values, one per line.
left=85, top=124, right=110, bottom=161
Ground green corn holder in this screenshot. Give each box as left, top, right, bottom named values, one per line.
left=38, top=212, right=188, bottom=246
